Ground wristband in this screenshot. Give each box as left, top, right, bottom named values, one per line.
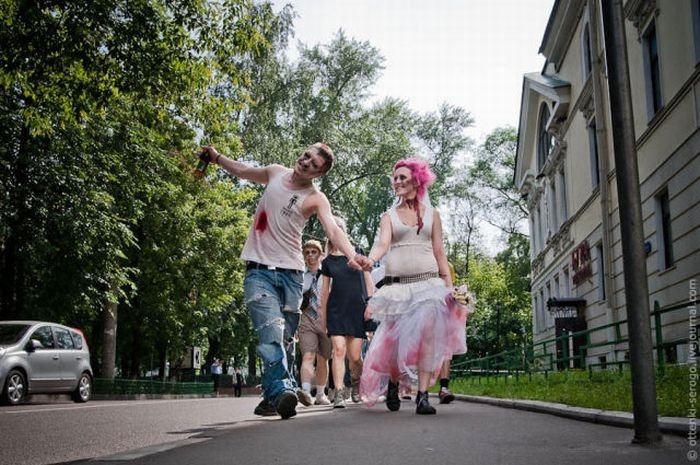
left=214, top=154, right=221, bottom=164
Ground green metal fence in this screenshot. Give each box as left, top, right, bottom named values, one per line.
left=93, top=378, right=214, bottom=396
left=451, top=299, right=692, bottom=382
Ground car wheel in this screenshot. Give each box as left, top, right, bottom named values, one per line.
left=72, top=372, right=91, bottom=403
left=3, top=370, right=26, bottom=405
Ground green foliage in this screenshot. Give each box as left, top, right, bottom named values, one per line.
left=462, top=240, right=532, bottom=357
left=444, top=126, right=532, bottom=362
left=413, top=103, right=474, bottom=200
left=0, top=0, right=282, bottom=377
left=0, top=2, right=533, bottom=380
left=467, top=126, right=527, bottom=236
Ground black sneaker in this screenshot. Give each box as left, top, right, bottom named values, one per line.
left=253, top=398, right=277, bottom=417
left=275, top=390, right=298, bottom=419
left=438, top=387, right=455, bottom=404
left=386, top=381, right=400, bottom=412
left=296, top=388, right=313, bottom=406
left=416, top=391, right=437, bottom=415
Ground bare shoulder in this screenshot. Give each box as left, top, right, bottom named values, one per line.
left=266, top=164, right=288, bottom=178
left=302, top=189, right=330, bottom=216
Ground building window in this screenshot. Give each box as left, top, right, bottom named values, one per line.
left=539, top=289, right=546, bottom=331
left=598, top=355, right=607, bottom=369
left=536, top=206, right=544, bottom=251
left=530, top=215, right=537, bottom=257
left=550, top=181, right=558, bottom=231
left=545, top=283, right=552, bottom=328
left=642, top=20, right=663, bottom=119
left=537, top=103, right=553, bottom=172
left=582, top=23, right=593, bottom=79
left=534, top=294, right=541, bottom=332
left=588, top=121, right=600, bottom=188
left=655, top=189, right=674, bottom=269
left=562, top=267, right=570, bottom=296
left=693, top=0, right=700, bottom=63
left=558, top=170, right=568, bottom=222
left=596, top=244, right=606, bottom=301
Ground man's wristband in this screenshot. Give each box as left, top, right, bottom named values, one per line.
left=214, top=154, right=222, bottom=164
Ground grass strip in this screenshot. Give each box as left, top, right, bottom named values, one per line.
left=444, top=364, right=688, bottom=417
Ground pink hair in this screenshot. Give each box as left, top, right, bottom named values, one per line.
left=393, top=157, right=436, bottom=201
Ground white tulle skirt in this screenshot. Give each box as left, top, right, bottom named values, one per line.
left=360, top=278, right=467, bottom=407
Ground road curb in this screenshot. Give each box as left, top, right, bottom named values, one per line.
left=455, top=394, right=687, bottom=436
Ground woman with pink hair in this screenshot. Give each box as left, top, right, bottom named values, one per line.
left=360, top=157, right=467, bottom=415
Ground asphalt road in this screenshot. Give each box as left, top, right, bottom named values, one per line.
left=0, top=396, right=687, bottom=465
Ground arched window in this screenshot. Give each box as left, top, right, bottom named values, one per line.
left=642, top=20, right=663, bottom=118
left=537, top=103, right=552, bottom=172
left=582, top=24, right=593, bottom=78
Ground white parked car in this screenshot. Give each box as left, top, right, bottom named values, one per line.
left=0, top=321, right=93, bottom=405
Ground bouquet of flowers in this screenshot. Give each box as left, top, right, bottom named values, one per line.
left=452, top=284, right=476, bottom=314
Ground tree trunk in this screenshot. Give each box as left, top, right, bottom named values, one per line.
left=1, top=125, right=31, bottom=319
left=158, top=343, right=167, bottom=380
left=247, top=340, right=257, bottom=381
left=0, top=235, right=18, bottom=319
left=101, top=282, right=118, bottom=379
left=129, top=324, right=142, bottom=378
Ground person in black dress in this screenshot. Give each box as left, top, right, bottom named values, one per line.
left=320, top=217, right=373, bottom=408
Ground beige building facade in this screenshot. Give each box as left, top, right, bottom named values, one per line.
left=515, top=0, right=699, bottom=367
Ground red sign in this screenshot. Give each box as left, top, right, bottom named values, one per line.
left=572, top=240, right=592, bottom=285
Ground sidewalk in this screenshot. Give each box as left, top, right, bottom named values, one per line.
left=456, top=394, right=687, bottom=436
left=82, top=396, right=685, bottom=465
left=85, top=389, right=688, bottom=436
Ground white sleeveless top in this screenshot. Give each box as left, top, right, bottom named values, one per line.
left=240, top=169, right=317, bottom=271
left=384, top=206, right=439, bottom=277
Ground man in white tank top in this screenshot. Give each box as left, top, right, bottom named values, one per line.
left=200, top=143, right=372, bottom=419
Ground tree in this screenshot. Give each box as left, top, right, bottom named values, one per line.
left=413, top=103, right=475, bottom=199
left=464, top=248, right=531, bottom=358
left=467, top=126, right=528, bottom=237
left=0, top=0, right=284, bottom=377
left=447, top=126, right=532, bottom=358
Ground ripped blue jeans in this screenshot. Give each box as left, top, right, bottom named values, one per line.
left=244, top=268, right=303, bottom=404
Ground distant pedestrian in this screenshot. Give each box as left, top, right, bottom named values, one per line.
left=234, top=368, right=243, bottom=397
left=211, top=358, right=222, bottom=393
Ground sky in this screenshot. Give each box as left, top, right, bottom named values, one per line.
left=279, top=0, right=556, bottom=141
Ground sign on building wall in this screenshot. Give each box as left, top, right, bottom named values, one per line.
left=572, top=240, right=592, bottom=285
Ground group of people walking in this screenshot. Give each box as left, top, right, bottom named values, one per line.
left=199, top=142, right=470, bottom=419
left=210, top=359, right=244, bottom=397
left=298, top=219, right=373, bottom=409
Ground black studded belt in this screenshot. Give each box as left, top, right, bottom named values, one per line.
left=383, top=272, right=440, bottom=285
left=246, top=261, right=301, bottom=274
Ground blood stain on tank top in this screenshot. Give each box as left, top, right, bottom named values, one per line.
left=255, top=210, right=268, bottom=232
